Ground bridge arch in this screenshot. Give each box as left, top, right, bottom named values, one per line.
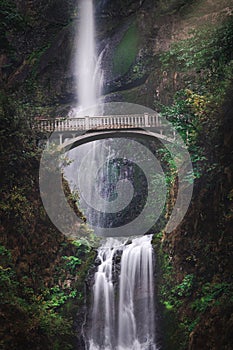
left=39, top=130, right=193, bottom=242
left=59, top=128, right=177, bottom=152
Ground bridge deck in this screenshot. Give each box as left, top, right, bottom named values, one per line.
left=34, top=113, right=179, bottom=145
left=34, top=113, right=162, bottom=133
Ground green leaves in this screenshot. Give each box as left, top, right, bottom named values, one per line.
left=172, top=274, right=195, bottom=298
left=160, top=17, right=233, bottom=99
left=0, top=244, right=79, bottom=348
left=161, top=273, right=195, bottom=310
left=191, top=282, right=233, bottom=313
left=160, top=17, right=233, bottom=75
left=62, top=255, right=82, bottom=271
left=40, top=285, right=77, bottom=309
left=0, top=0, right=26, bottom=51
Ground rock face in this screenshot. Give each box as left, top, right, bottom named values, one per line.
left=2, top=0, right=76, bottom=111
left=5, top=0, right=230, bottom=112
left=97, top=0, right=147, bottom=17
left=1, top=0, right=164, bottom=111
left=0, top=0, right=176, bottom=108
left=3, top=0, right=232, bottom=113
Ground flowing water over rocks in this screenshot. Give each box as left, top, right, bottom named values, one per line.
left=69, top=2, right=159, bottom=348
left=87, top=235, right=158, bottom=350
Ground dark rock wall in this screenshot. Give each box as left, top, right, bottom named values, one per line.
left=3, top=0, right=231, bottom=112
left=0, top=0, right=190, bottom=109
left=161, top=92, right=233, bottom=350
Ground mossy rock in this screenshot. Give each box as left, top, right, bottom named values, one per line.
left=113, top=21, right=139, bottom=76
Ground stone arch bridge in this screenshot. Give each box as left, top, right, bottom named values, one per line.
left=35, top=113, right=177, bottom=147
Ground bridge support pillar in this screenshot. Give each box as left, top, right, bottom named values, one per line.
left=59, top=134, right=63, bottom=145
left=85, top=116, right=90, bottom=130
left=144, top=113, right=149, bottom=127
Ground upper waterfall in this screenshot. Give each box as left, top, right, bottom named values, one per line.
left=74, top=0, right=103, bottom=115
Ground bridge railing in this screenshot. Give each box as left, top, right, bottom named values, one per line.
left=34, top=113, right=162, bottom=132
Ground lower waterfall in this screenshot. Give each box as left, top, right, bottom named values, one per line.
left=87, top=235, right=158, bottom=350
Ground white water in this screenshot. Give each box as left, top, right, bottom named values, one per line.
left=88, top=235, right=158, bottom=350
left=74, top=0, right=103, bottom=115
left=71, top=3, right=159, bottom=349
left=89, top=238, right=118, bottom=349
left=66, top=0, right=106, bottom=221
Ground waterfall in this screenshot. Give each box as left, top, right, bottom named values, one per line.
left=74, top=0, right=103, bottom=115
left=89, top=239, right=118, bottom=350
left=68, top=2, right=159, bottom=349
left=118, top=236, right=156, bottom=350
left=88, top=235, right=158, bottom=350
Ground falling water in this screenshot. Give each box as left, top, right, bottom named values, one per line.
left=89, top=239, right=118, bottom=350
left=88, top=235, right=158, bottom=350
left=74, top=0, right=103, bottom=115
left=118, top=236, right=157, bottom=350
left=69, top=1, right=159, bottom=349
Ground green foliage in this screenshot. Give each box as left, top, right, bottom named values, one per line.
left=157, top=88, right=216, bottom=180
left=172, top=274, right=195, bottom=298
left=158, top=90, right=197, bottom=141
left=192, top=282, right=233, bottom=313
left=0, top=244, right=11, bottom=261
left=38, top=284, right=78, bottom=309
left=158, top=18, right=233, bottom=180
left=62, top=255, right=82, bottom=271
left=71, top=230, right=100, bottom=250
left=0, top=90, right=95, bottom=347
left=155, top=245, right=191, bottom=350
left=160, top=18, right=233, bottom=85
left=0, top=185, right=35, bottom=223
left=157, top=147, right=177, bottom=185
left=0, top=245, right=73, bottom=339
left=113, top=21, right=139, bottom=76
left=157, top=0, right=195, bottom=14
left=0, top=0, right=25, bottom=51
left=71, top=239, right=88, bottom=248
left=160, top=272, right=195, bottom=310
left=0, top=241, right=92, bottom=348
left=157, top=250, right=174, bottom=305
left=0, top=245, right=17, bottom=301
left=28, top=44, right=51, bottom=77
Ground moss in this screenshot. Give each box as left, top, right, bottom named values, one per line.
left=113, top=21, right=139, bottom=76
left=0, top=0, right=26, bottom=52
left=157, top=0, right=197, bottom=15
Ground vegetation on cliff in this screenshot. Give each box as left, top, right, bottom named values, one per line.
left=0, top=91, right=97, bottom=349
left=153, top=11, right=233, bottom=350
